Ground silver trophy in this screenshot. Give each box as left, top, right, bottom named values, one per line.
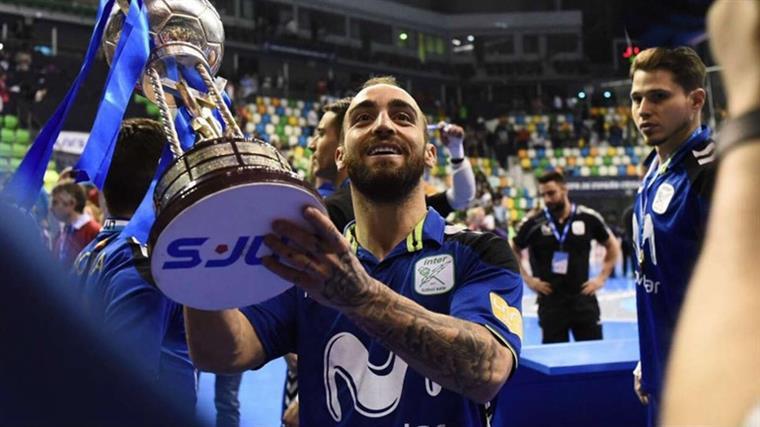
left=102, top=0, right=324, bottom=310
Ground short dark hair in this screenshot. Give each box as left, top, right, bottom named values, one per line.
left=103, top=118, right=165, bottom=217
left=323, top=97, right=352, bottom=142
left=537, top=170, right=566, bottom=185
left=52, top=181, right=87, bottom=213
left=629, top=46, right=706, bottom=93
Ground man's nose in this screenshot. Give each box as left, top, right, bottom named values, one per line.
left=637, top=99, right=653, bottom=119
left=372, top=112, right=395, bottom=139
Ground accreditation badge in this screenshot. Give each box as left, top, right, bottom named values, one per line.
left=551, top=251, right=569, bottom=275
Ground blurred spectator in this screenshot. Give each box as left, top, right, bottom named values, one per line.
left=50, top=180, right=100, bottom=268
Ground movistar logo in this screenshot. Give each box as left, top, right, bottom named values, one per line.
left=324, top=332, right=441, bottom=422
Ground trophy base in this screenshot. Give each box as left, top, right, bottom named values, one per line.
left=148, top=137, right=324, bottom=309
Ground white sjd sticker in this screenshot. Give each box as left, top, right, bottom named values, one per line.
left=414, top=254, right=455, bottom=295
left=652, top=183, right=675, bottom=214
left=571, top=220, right=586, bottom=235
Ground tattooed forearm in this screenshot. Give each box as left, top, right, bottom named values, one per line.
left=319, top=250, right=379, bottom=308
left=344, top=284, right=512, bottom=403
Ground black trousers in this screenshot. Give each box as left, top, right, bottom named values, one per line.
left=537, top=293, right=603, bottom=344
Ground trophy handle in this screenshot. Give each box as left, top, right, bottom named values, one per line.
left=195, top=63, right=243, bottom=139
left=147, top=65, right=184, bottom=158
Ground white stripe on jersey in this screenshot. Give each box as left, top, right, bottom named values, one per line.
left=692, top=141, right=716, bottom=159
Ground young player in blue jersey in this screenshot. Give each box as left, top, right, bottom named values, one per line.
left=185, top=77, right=523, bottom=427
left=72, top=119, right=197, bottom=413
left=629, top=47, right=715, bottom=426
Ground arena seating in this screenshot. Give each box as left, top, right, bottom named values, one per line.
left=517, top=145, right=647, bottom=177
left=0, top=114, right=59, bottom=189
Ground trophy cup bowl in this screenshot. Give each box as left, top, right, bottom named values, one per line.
left=102, top=0, right=224, bottom=107
left=103, top=0, right=325, bottom=309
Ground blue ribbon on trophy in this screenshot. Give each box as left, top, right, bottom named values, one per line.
left=3, top=0, right=117, bottom=210
left=75, top=0, right=150, bottom=188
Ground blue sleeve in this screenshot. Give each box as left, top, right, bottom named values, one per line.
left=239, top=286, right=298, bottom=366
left=450, top=235, right=524, bottom=365
left=103, top=267, right=172, bottom=380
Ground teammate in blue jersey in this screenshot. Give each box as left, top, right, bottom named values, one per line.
left=185, top=76, right=523, bottom=427
left=309, top=97, right=352, bottom=199
left=72, top=118, right=197, bottom=413
left=629, top=47, right=715, bottom=425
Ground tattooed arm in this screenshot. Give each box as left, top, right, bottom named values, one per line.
left=347, top=283, right=513, bottom=403
left=262, top=207, right=514, bottom=403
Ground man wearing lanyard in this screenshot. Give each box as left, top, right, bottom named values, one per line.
left=628, top=47, right=715, bottom=426
left=513, top=170, right=619, bottom=343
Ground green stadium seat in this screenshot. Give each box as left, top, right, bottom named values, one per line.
left=12, top=143, right=28, bottom=158
left=1, top=128, right=16, bottom=144
left=4, top=115, right=18, bottom=130
left=0, top=141, right=11, bottom=155
left=15, top=129, right=30, bottom=145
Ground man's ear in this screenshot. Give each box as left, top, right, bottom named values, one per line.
left=336, top=145, right=346, bottom=171
left=690, top=88, right=706, bottom=111
left=424, top=143, right=437, bottom=169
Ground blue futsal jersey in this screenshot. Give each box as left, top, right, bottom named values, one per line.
left=242, top=208, right=524, bottom=427
left=633, top=125, right=715, bottom=402
left=72, top=222, right=196, bottom=410
left=72, top=218, right=128, bottom=284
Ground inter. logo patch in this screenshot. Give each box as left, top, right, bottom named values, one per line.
left=414, top=254, right=455, bottom=295
left=652, top=183, right=675, bottom=214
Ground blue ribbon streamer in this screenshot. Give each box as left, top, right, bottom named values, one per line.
left=3, top=0, right=116, bottom=210
left=75, top=0, right=150, bottom=188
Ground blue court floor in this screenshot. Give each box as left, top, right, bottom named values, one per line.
left=196, top=276, right=639, bottom=426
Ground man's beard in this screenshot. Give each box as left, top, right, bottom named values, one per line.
left=547, top=200, right=566, bottom=216
left=344, top=148, right=425, bottom=204
left=314, top=162, right=338, bottom=181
